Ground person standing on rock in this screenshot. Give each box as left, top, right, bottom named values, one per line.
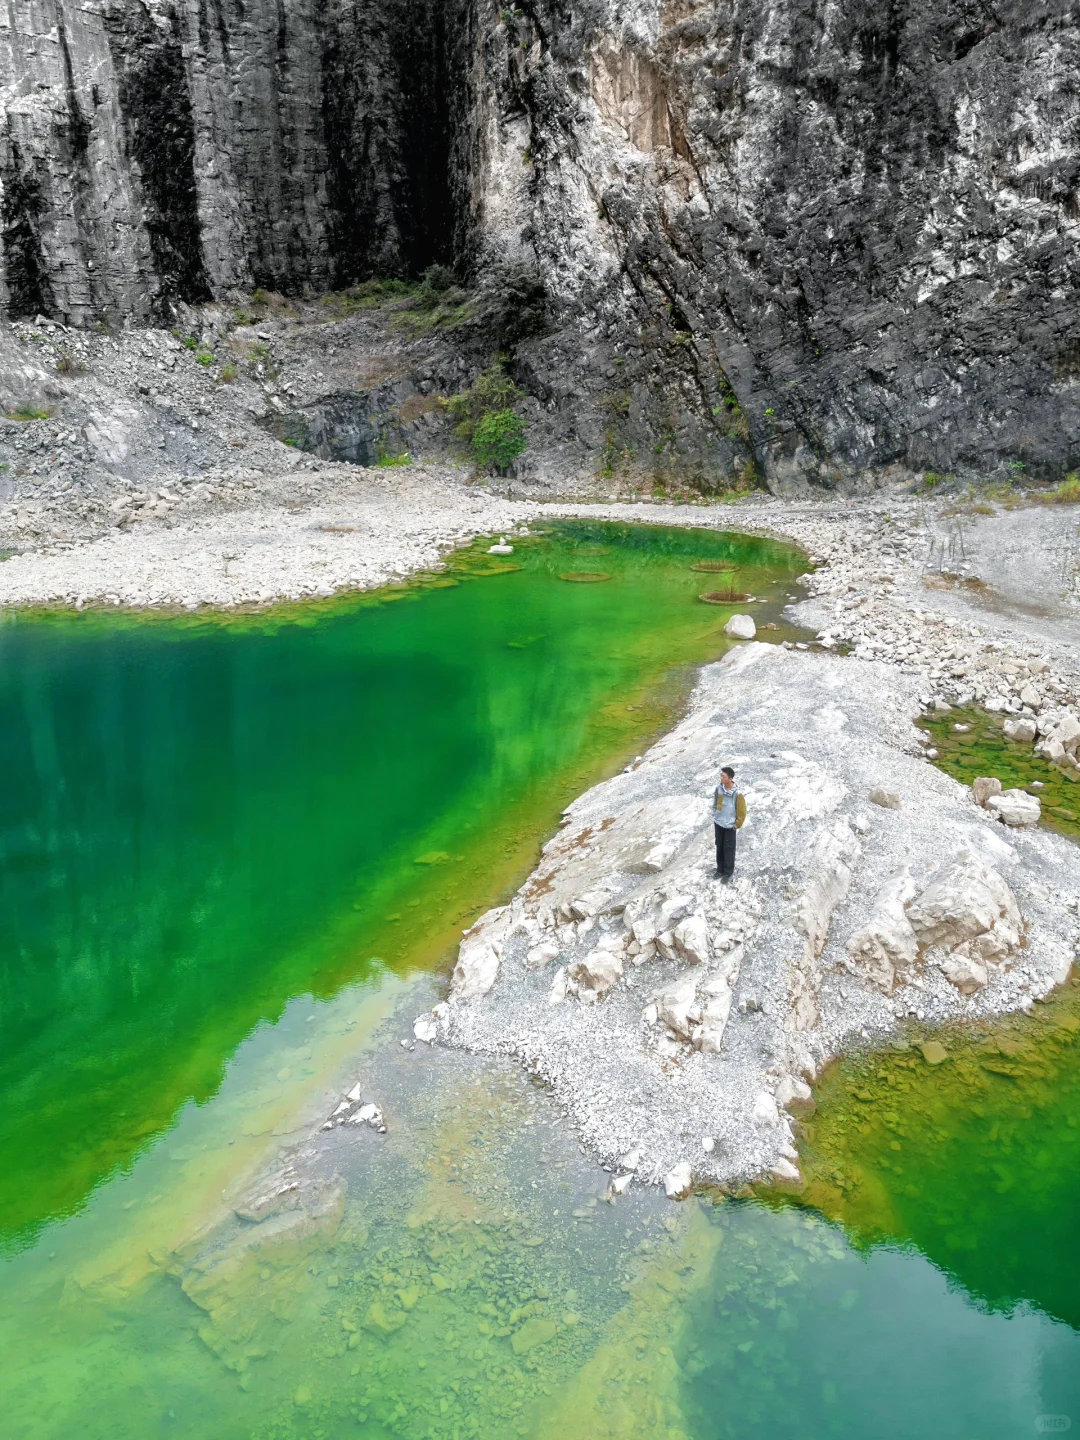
left=713, top=766, right=746, bottom=882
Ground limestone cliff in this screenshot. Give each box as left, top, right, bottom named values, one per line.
left=2, top=0, right=1078, bottom=491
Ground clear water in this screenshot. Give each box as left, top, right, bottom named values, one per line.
left=3, top=520, right=1080, bottom=1440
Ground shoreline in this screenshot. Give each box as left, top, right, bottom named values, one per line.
left=11, top=472, right=1080, bottom=1197
left=430, top=641, right=1078, bottom=1195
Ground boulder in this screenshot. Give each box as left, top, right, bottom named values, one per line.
left=1037, top=736, right=1067, bottom=764
left=752, top=1091, right=781, bottom=1126
left=1052, top=712, right=1080, bottom=752
left=566, top=947, right=624, bottom=1001
left=511, top=1317, right=558, bottom=1354
left=664, top=1162, right=693, bottom=1200
left=905, top=854, right=1023, bottom=965
left=970, top=776, right=1003, bottom=807
left=652, top=971, right=699, bottom=1038
left=846, top=870, right=918, bottom=993
left=1003, top=717, right=1037, bottom=744
left=723, top=614, right=756, bottom=640
left=452, top=934, right=501, bottom=998
left=692, top=973, right=733, bottom=1053
left=794, top=821, right=861, bottom=958
left=413, top=1013, right=438, bottom=1044
left=776, top=1074, right=815, bottom=1115
left=654, top=929, right=678, bottom=961
left=868, top=787, right=901, bottom=809
left=770, top=1157, right=802, bottom=1184
left=525, top=940, right=560, bottom=968
left=673, top=912, right=710, bottom=966
left=939, top=954, right=988, bottom=994
left=986, top=789, right=1041, bottom=827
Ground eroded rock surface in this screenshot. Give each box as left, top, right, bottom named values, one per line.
left=2, top=3, right=1078, bottom=488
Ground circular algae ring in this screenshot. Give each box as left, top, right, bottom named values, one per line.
left=691, top=561, right=737, bottom=573
left=559, top=571, right=612, bottom=583
left=698, top=589, right=750, bottom=605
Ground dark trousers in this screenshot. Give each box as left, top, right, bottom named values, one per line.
left=715, top=823, right=736, bottom=877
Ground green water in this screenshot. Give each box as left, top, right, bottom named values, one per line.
left=924, top=703, right=1080, bottom=842
left=0, top=520, right=799, bottom=1252
left=4, top=519, right=1080, bottom=1439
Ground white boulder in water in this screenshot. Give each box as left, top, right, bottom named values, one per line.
left=488, top=536, right=514, bottom=555
left=723, top=613, right=756, bottom=640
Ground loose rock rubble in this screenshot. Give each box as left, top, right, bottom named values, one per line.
left=428, top=643, right=1079, bottom=1195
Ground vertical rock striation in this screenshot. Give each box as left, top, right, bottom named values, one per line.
left=1, top=0, right=1079, bottom=488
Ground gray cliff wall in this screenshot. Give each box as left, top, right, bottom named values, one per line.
left=2, top=0, right=1079, bottom=490
left=0, top=0, right=470, bottom=323
left=477, top=0, right=1080, bottom=489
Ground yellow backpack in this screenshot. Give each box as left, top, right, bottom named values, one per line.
left=735, top=793, right=747, bottom=829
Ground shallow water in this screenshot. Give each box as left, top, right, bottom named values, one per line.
left=5, top=521, right=1080, bottom=1439
left=923, top=704, right=1080, bottom=843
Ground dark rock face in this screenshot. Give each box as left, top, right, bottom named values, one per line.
left=491, top=0, right=1080, bottom=489
left=1, top=0, right=1079, bottom=490
left=104, top=2, right=211, bottom=311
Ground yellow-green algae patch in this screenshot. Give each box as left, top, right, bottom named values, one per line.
left=765, top=968, right=1080, bottom=1329
left=923, top=704, right=1080, bottom=841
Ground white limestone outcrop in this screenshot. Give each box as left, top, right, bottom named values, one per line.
left=435, top=642, right=1078, bottom=1195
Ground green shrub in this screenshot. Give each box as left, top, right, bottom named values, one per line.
left=6, top=403, right=51, bottom=421
left=446, top=361, right=528, bottom=470
left=415, top=265, right=456, bottom=307
left=219, top=362, right=238, bottom=383
left=195, top=351, right=215, bottom=368
left=447, top=363, right=520, bottom=444
left=472, top=409, right=526, bottom=471
left=320, top=278, right=415, bottom=316
left=182, top=335, right=199, bottom=350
